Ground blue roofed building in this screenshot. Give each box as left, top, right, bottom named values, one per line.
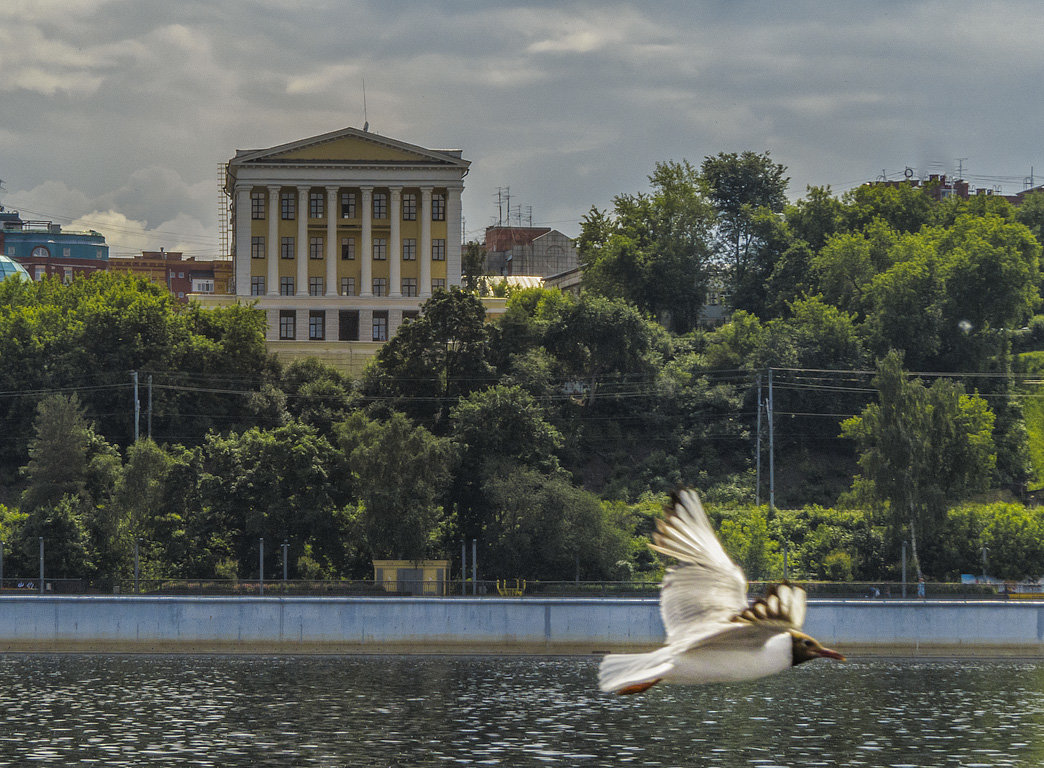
left=0, top=205, right=108, bottom=282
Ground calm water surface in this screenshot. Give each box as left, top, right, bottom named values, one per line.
left=0, top=654, right=1040, bottom=767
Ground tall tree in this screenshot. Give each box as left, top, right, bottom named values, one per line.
left=700, top=150, right=789, bottom=293
left=841, top=352, right=996, bottom=577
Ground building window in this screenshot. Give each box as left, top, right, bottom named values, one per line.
left=401, top=278, right=417, bottom=297
left=341, top=192, right=356, bottom=218
left=309, top=191, right=324, bottom=219
left=431, top=193, right=446, bottom=221
left=341, top=277, right=356, bottom=296
left=63, top=248, right=71, bottom=258
left=431, top=239, right=446, bottom=261
left=250, top=276, right=265, bottom=296
left=309, top=237, right=324, bottom=260
left=309, top=276, right=324, bottom=296
left=251, top=236, right=265, bottom=259
left=402, top=238, right=416, bottom=261
left=280, top=276, right=294, bottom=295
left=402, top=193, right=417, bottom=221
left=373, top=277, right=387, bottom=297
left=402, top=310, right=420, bottom=322
left=281, top=237, right=295, bottom=259
left=432, top=278, right=446, bottom=292
left=279, top=310, right=296, bottom=340
left=193, top=279, right=215, bottom=294
left=280, top=191, right=296, bottom=220
left=309, top=311, right=325, bottom=340
left=372, top=311, right=388, bottom=342
left=373, top=192, right=388, bottom=219
left=372, top=238, right=387, bottom=261
left=341, top=238, right=355, bottom=260
left=251, top=192, right=265, bottom=219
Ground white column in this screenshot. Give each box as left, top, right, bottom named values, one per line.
left=295, top=186, right=308, bottom=296
left=266, top=186, right=279, bottom=295
left=360, top=186, right=373, bottom=297
left=389, top=186, right=402, bottom=297
left=446, top=184, right=463, bottom=288
left=234, top=186, right=251, bottom=297
left=420, top=186, right=432, bottom=298
left=325, top=186, right=338, bottom=296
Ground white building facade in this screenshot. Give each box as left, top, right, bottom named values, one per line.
left=224, top=127, right=469, bottom=356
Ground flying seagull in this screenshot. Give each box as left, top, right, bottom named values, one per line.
left=599, top=489, right=844, bottom=695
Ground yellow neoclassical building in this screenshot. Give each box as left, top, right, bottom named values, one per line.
left=215, top=126, right=469, bottom=373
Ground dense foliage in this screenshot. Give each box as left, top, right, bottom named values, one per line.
left=3, top=171, right=1044, bottom=586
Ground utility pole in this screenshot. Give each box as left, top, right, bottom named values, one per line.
left=768, top=368, right=775, bottom=514
left=755, top=375, right=762, bottom=507
left=131, top=371, right=140, bottom=441
left=461, top=540, right=467, bottom=596
left=471, top=538, right=477, bottom=596
left=147, top=374, right=153, bottom=439
left=282, top=540, right=289, bottom=586
left=38, top=538, right=44, bottom=595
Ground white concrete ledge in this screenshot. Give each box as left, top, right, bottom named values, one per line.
left=0, top=596, right=1041, bottom=655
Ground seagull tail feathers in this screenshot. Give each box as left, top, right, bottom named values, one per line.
left=598, top=648, right=675, bottom=695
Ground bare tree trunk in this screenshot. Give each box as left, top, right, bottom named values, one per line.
left=909, top=507, right=923, bottom=580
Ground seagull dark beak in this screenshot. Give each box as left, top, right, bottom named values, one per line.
left=816, top=647, right=846, bottom=662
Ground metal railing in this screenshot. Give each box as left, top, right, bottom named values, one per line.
left=0, top=577, right=1022, bottom=600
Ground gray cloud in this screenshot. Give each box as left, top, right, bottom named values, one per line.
left=1, top=0, right=1042, bottom=254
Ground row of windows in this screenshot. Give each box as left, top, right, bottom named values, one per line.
left=278, top=308, right=421, bottom=342
left=250, top=236, right=446, bottom=261
left=251, top=191, right=446, bottom=222
left=251, top=276, right=445, bottom=297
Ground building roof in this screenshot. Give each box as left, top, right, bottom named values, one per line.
left=225, top=126, right=470, bottom=193
left=0, top=254, right=30, bottom=281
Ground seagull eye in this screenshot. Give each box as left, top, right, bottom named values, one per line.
left=804, top=639, right=813, bottom=647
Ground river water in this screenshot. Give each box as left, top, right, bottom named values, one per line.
left=0, top=654, right=1040, bottom=766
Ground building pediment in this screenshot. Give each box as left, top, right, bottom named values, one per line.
left=230, top=126, right=469, bottom=170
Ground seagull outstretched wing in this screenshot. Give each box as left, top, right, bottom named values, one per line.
left=650, top=489, right=807, bottom=648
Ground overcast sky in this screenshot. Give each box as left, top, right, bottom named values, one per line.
left=2, top=1, right=1042, bottom=257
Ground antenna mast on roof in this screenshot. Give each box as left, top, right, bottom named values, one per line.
left=362, top=79, right=369, bottom=132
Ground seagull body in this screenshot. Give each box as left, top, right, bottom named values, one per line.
left=599, top=489, right=843, bottom=695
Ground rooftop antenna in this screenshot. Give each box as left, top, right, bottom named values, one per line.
left=362, top=79, right=369, bottom=132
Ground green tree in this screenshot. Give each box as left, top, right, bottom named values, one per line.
left=480, top=468, right=631, bottom=580
left=579, top=161, right=716, bottom=331
left=334, top=411, right=456, bottom=561
left=279, top=358, right=357, bottom=435
left=841, top=352, right=996, bottom=577
left=786, top=185, right=846, bottom=252
left=461, top=240, right=486, bottom=293
left=1015, top=190, right=1044, bottom=244
left=700, top=150, right=789, bottom=292
left=842, top=182, right=933, bottom=234
left=450, top=385, right=562, bottom=541
left=364, top=287, right=495, bottom=429
left=195, top=422, right=339, bottom=578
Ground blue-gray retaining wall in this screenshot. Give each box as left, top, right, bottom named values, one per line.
left=1, top=596, right=1043, bottom=655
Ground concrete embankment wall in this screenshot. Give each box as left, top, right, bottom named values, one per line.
left=1, top=596, right=1043, bottom=655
